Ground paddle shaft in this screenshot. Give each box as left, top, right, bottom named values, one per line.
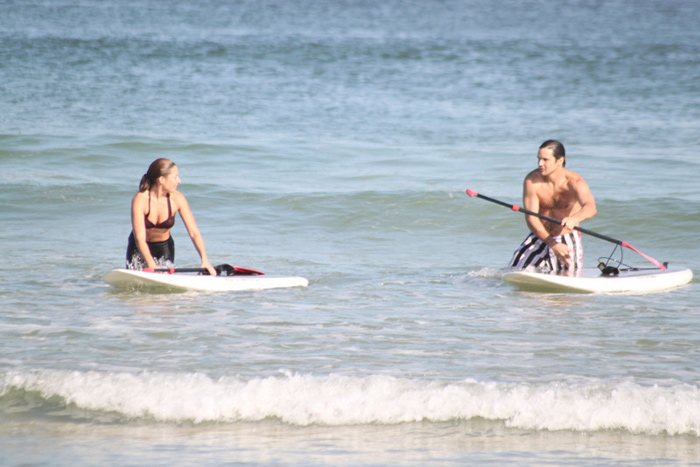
left=468, top=190, right=620, bottom=244
left=466, top=189, right=666, bottom=270
left=147, top=267, right=210, bottom=274
left=143, top=264, right=264, bottom=276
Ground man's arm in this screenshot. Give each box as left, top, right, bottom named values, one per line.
left=522, top=176, right=558, bottom=249
left=560, top=175, right=597, bottom=230
left=523, top=175, right=573, bottom=267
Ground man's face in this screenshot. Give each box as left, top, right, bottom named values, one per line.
left=537, top=148, right=563, bottom=176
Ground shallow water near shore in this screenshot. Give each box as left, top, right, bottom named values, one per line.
left=2, top=0, right=700, bottom=465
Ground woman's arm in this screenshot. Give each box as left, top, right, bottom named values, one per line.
left=172, top=192, right=217, bottom=276
left=131, top=193, right=158, bottom=269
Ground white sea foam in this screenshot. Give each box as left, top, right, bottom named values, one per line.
left=3, top=370, right=699, bottom=436
left=466, top=267, right=503, bottom=278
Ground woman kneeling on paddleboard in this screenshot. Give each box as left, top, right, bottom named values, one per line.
left=126, top=158, right=216, bottom=276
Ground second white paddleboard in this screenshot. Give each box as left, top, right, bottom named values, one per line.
left=503, top=266, right=692, bottom=294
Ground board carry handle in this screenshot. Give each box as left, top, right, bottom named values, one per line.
left=143, top=264, right=265, bottom=276
left=466, top=189, right=666, bottom=271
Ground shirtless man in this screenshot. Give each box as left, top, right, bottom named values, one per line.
left=510, top=140, right=597, bottom=271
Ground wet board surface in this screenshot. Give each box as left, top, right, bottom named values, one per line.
left=103, top=269, right=309, bottom=292
left=502, top=266, right=692, bottom=294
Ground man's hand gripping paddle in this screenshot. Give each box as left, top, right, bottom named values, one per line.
left=466, top=189, right=667, bottom=271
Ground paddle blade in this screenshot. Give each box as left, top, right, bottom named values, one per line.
left=620, top=242, right=667, bottom=271
left=466, top=189, right=478, bottom=197
left=214, top=264, right=265, bottom=276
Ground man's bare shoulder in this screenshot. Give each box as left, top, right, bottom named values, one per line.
left=524, top=169, right=544, bottom=184
left=563, top=169, right=587, bottom=187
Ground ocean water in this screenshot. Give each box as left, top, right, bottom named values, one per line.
left=1, top=0, right=700, bottom=465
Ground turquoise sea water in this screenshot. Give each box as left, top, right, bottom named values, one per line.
left=2, top=1, right=700, bottom=465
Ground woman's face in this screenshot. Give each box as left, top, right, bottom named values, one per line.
left=160, top=166, right=181, bottom=192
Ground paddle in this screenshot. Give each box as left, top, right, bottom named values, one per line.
left=143, top=264, right=265, bottom=276
left=466, top=189, right=667, bottom=270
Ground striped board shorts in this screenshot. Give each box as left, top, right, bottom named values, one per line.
left=509, top=231, right=583, bottom=271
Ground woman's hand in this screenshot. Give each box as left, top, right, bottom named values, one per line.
left=201, top=260, right=217, bottom=276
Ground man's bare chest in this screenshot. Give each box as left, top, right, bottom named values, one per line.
left=538, top=185, right=576, bottom=212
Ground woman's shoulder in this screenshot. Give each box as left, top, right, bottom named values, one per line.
left=132, top=190, right=148, bottom=206
left=169, top=190, right=187, bottom=201
left=169, top=190, right=189, bottom=210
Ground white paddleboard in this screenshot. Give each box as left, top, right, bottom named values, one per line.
left=103, top=269, right=309, bottom=292
left=503, top=265, right=692, bottom=294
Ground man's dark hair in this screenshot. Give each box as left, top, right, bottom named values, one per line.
left=540, top=140, right=566, bottom=167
